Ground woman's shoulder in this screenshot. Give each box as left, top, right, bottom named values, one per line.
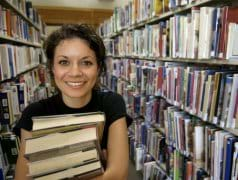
left=93, top=90, right=126, bottom=121
left=23, top=94, right=60, bottom=115
left=95, top=90, right=124, bottom=102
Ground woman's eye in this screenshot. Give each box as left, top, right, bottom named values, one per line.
left=58, top=60, right=69, bottom=65
left=81, top=61, right=93, bottom=66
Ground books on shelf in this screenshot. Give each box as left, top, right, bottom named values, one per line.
left=108, top=56, right=238, bottom=178
left=219, top=6, right=238, bottom=59
left=25, top=112, right=105, bottom=179
left=100, top=3, right=238, bottom=61
left=101, top=1, right=238, bottom=180
left=0, top=133, right=19, bottom=165
left=108, top=57, right=238, bottom=129
left=0, top=0, right=50, bottom=178
left=0, top=44, right=41, bottom=81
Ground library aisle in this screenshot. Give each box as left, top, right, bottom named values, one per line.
left=128, top=161, right=143, bottom=180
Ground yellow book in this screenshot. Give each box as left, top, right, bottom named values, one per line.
left=153, top=0, right=163, bottom=16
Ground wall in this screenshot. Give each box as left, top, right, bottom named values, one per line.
left=31, top=0, right=130, bottom=35
left=30, top=0, right=130, bottom=9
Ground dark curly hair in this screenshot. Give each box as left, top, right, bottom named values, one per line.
left=43, top=24, right=107, bottom=79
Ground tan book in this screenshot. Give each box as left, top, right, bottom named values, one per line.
left=28, top=149, right=99, bottom=177
left=25, top=112, right=105, bottom=179
left=209, top=72, right=221, bottom=122
left=202, top=74, right=214, bottom=121
left=31, top=112, right=105, bottom=139
left=34, top=161, right=103, bottom=180
left=25, top=127, right=100, bottom=158
left=25, top=139, right=98, bottom=162
left=152, top=0, right=163, bottom=16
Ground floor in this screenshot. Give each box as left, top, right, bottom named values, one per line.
left=128, top=160, right=143, bottom=180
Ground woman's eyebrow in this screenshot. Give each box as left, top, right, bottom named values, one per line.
left=55, top=55, right=68, bottom=59
left=80, top=56, right=95, bottom=60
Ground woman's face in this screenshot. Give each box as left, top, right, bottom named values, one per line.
left=52, top=38, right=99, bottom=104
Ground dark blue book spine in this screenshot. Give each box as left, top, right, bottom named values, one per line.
left=186, top=72, right=191, bottom=107
left=0, top=92, right=10, bottom=125
left=224, top=137, right=238, bottom=180
left=7, top=46, right=14, bottom=78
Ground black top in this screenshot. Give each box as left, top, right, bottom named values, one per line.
left=13, top=90, right=126, bottom=149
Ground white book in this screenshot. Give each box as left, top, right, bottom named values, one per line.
left=9, top=85, right=20, bottom=117
left=28, top=149, right=98, bottom=177
left=32, top=112, right=105, bottom=131
left=143, top=161, right=156, bottom=180
left=226, top=23, right=238, bottom=60
left=25, top=127, right=98, bottom=156
left=227, top=74, right=238, bottom=128
left=194, top=126, right=204, bottom=161
left=214, top=130, right=229, bottom=179
left=198, top=7, right=215, bottom=59
left=188, top=7, right=200, bottom=59
left=135, top=147, right=144, bottom=171
left=34, top=161, right=102, bottom=180
left=0, top=44, right=11, bottom=80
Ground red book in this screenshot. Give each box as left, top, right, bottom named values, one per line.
left=218, top=6, right=238, bottom=59
left=157, top=66, right=163, bottom=95
left=185, top=161, right=193, bottom=180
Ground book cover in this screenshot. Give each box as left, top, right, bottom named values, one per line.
left=25, top=126, right=101, bottom=157
left=0, top=134, right=19, bottom=165
left=218, top=6, right=238, bottom=59
left=28, top=149, right=99, bottom=177
left=25, top=112, right=105, bottom=179
left=34, top=161, right=103, bottom=180
left=223, top=136, right=238, bottom=180
left=31, top=111, right=105, bottom=139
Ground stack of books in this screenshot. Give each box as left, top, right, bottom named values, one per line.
left=24, top=112, right=105, bottom=180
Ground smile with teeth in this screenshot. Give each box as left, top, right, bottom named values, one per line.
left=66, top=82, right=85, bottom=87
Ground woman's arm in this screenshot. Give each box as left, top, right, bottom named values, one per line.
left=94, top=117, right=129, bottom=180
left=15, top=129, right=32, bottom=180
left=15, top=118, right=129, bottom=180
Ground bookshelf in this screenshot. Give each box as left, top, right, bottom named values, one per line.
left=107, top=55, right=238, bottom=66
left=0, top=0, right=51, bottom=179
left=0, top=35, right=41, bottom=47
left=99, top=0, right=238, bottom=179
left=0, top=0, right=40, bottom=30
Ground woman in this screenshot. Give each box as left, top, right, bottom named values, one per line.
left=14, top=24, right=129, bottom=180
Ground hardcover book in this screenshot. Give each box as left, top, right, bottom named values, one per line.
left=24, top=111, right=105, bottom=179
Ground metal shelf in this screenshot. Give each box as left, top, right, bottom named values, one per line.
left=0, top=35, right=41, bottom=47
left=107, top=55, right=238, bottom=66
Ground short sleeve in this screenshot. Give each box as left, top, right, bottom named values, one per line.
left=13, top=102, right=45, bottom=138
left=103, top=92, right=126, bottom=126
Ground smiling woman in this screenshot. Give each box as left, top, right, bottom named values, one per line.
left=53, top=38, right=99, bottom=108
left=13, top=24, right=129, bottom=180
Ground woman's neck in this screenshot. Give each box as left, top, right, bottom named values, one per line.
left=61, top=92, right=92, bottom=108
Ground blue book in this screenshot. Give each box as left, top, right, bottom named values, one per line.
left=7, top=46, right=14, bottom=78
left=16, top=83, right=26, bottom=112
left=141, top=123, right=148, bottom=146
left=0, top=169, right=3, bottom=180
left=0, top=91, right=10, bottom=125
left=224, top=136, right=238, bottom=180
left=186, top=72, right=192, bottom=107
left=210, top=8, right=221, bottom=58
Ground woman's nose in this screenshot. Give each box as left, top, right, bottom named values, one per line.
left=68, top=63, right=83, bottom=76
